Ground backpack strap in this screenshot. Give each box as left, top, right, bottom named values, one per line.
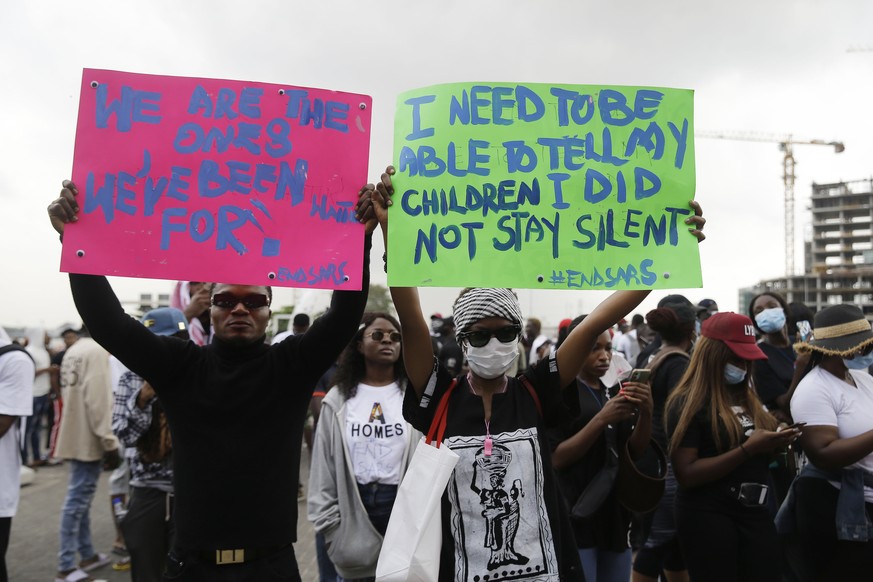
left=646, top=346, right=690, bottom=378
left=0, top=344, right=33, bottom=362
left=425, top=374, right=544, bottom=447
left=516, top=374, right=543, bottom=418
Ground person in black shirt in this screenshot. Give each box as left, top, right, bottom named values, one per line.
left=748, top=292, right=795, bottom=423
left=551, top=316, right=653, bottom=582
left=437, top=316, right=464, bottom=377
left=632, top=305, right=695, bottom=582
left=665, top=313, right=799, bottom=582
left=748, top=291, right=798, bottom=509
left=48, top=180, right=373, bottom=582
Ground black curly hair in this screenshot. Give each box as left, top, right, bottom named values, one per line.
left=333, top=312, right=406, bottom=400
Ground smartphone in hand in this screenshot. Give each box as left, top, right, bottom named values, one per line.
left=628, top=369, right=652, bottom=383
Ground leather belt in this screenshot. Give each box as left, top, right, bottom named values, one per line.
left=185, top=544, right=290, bottom=565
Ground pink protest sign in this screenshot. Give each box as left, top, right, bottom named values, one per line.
left=61, top=68, right=372, bottom=289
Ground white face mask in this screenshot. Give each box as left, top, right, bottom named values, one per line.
left=724, top=362, right=747, bottom=385
left=465, top=336, right=519, bottom=379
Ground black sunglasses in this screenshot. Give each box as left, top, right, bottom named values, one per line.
left=211, top=293, right=270, bottom=310
left=458, top=325, right=521, bottom=348
left=364, top=330, right=402, bottom=343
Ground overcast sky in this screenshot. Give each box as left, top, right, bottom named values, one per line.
left=2, top=0, right=871, bottom=332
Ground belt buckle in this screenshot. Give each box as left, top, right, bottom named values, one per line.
left=215, top=549, right=245, bottom=565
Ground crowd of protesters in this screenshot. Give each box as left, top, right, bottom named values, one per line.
left=1, top=163, right=872, bottom=582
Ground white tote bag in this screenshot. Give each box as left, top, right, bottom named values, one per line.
left=376, top=380, right=461, bottom=582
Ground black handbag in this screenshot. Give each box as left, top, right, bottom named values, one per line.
left=570, top=422, right=620, bottom=519
left=616, top=438, right=667, bottom=513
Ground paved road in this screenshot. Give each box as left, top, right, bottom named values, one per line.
left=9, top=448, right=320, bottom=582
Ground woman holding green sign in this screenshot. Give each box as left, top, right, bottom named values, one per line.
left=355, top=165, right=705, bottom=582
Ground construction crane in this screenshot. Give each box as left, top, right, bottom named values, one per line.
left=696, top=131, right=845, bottom=276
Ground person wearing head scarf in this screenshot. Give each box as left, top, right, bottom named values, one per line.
left=779, top=304, right=873, bottom=580
left=0, top=325, right=35, bottom=582
left=358, top=165, right=707, bottom=582
left=665, top=313, right=798, bottom=582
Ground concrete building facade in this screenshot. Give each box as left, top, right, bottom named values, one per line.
left=740, top=178, right=873, bottom=318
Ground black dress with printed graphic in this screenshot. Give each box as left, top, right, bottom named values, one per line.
left=403, top=353, right=585, bottom=582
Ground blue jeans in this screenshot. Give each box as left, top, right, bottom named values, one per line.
left=356, top=482, right=397, bottom=537
left=315, top=531, right=339, bottom=582
left=24, top=395, right=51, bottom=463
left=578, top=547, right=632, bottom=582
left=58, top=460, right=102, bottom=571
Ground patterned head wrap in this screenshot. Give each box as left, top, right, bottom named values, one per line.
left=452, top=288, right=524, bottom=334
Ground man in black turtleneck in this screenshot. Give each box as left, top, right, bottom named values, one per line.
left=48, top=180, right=372, bottom=582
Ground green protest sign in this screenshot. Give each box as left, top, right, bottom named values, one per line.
left=388, top=82, right=700, bottom=290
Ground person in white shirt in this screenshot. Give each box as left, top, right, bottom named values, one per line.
left=308, top=312, right=420, bottom=582
left=525, top=318, right=550, bottom=366
left=0, top=326, right=35, bottom=582
left=615, top=314, right=644, bottom=365
left=23, top=327, right=51, bottom=467
left=787, top=304, right=873, bottom=579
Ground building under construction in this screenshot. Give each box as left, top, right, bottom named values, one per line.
left=740, top=178, right=873, bottom=318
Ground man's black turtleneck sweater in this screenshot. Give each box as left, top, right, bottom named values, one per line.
left=69, top=236, right=371, bottom=550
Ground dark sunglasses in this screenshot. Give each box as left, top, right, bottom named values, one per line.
left=458, top=325, right=521, bottom=348
left=364, top=330, right=402, bottom=343
left=211, top=293, right=270, bottom=310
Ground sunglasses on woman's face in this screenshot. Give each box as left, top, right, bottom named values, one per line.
left=458, top=325, right=521, bottom=348
left=364, top=330, right=402, bottom=343
left=211, top=293, right=270, bottom=310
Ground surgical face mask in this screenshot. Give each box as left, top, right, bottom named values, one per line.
left=755, top=307, right=786, bottom=334
left=695, top=320, right=701, bottom=336
left=465, top=336, right=519, bottom=379
left=724, top=362, right=747, bottom=385
left=843, top=352, right=873, bottom=370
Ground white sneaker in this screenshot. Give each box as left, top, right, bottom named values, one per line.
left=19, top=465, right=35, bottom=486
left=79, top=553, right=111, bottom=572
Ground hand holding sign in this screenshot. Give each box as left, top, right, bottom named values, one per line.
left=687, top=200, right=705, bottom=241
left=48, top=181, right=81, bottom=236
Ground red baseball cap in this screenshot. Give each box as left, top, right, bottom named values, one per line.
left=701, top=312, right=767, bottom=360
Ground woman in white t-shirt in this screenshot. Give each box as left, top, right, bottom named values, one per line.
left=308, top=312, right=420, bottom=582
left=785, top=304, right=873, bottom=580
